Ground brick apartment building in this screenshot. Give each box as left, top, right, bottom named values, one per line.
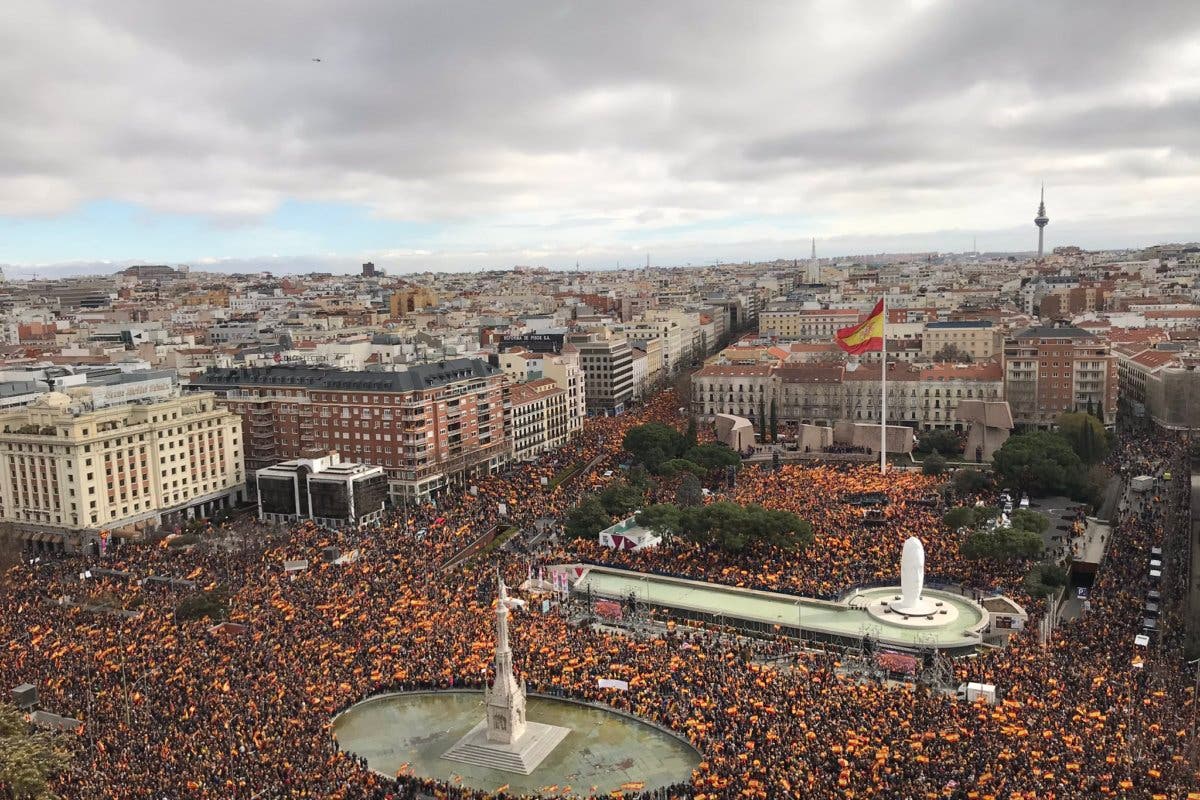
left=1002, top=324, right=1116, bottom=428
left=190, top=359, right=508, bottom=500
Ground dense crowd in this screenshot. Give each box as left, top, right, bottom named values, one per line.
left=1, top=392, right=1197, bottom=799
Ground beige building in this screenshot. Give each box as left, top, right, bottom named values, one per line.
left=758, top=306, right=860, bottom=341
left=921, top=321, right=1003, bottom=361
left=0, top=391, right=244, bottom=550
left=692, top=361, right=1004, bottom=432
left=507, top=378, right=570, bottom=461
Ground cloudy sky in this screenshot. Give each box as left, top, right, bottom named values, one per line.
left=3, top=0, right=1200, bottom=276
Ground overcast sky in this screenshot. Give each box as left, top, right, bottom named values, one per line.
left=3, top=0, right=1200, bottom=276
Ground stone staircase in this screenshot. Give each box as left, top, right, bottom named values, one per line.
left=442, top=721, right=570, bottom=774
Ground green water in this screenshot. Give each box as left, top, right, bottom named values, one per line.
left=333, top=692, right=700, bottom=796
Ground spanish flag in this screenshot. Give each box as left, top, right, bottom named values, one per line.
left=835, top=298, right=885, bottom=354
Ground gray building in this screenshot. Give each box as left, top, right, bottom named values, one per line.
left=569, top=334, right=634, bottom=416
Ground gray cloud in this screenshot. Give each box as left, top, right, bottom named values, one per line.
left=2, top=0, right=1199, bottom=263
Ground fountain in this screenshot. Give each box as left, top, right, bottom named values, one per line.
left=866, top=536, right=960, bottom=628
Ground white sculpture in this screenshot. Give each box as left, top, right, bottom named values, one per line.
left=893, top=536, right=935, bottom=616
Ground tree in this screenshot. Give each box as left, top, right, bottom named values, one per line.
left=626, top=465, right=652, bottom=491
left=0, top=703, right=69, bottom=799
left=684, top=416, right=698, bottom=451
left=664, top=501, right=814, bottom=553
left=1056, top=412, right=1109, bottom=465
left=598, top=481, right=645, bottom=517
left=565, top=497, right=611, bottom=540
left=175, top=588, right=230, bottom=622
left=1009, top=509, right=1049, bottom=536
left=682, top=444, right=741, bottom=472
left=1024, top=562, right=1068, bottom=598
left=943, top=506, right=976, bottom=531
left=961, top=526, right=1044, bottom=561
left=992, top=431, right=1086, bottom=498
left=622, top=423, right=686, bottom=472
left=657, top=458, right=708, bottom=478
left=952, top=468, right=992, bottom=496
left=922, top=451, right=948, bottom=476
left=635, top=504, right=683, bottom=538
left=932, top=343, right=973, bottom=363
left=757, top=397, right=766, bottom=442
left=769, top=399, right=778, bottom=443
left=676, top=473, right=703, bottom=507
left=916, top=429, right=961, bottom=456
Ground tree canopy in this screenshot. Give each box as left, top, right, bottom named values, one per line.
left=961, top=525, right=1044, bottom=561
left=0, top=702, right=68, bottom=799
left=916, top=429, right=962, bottom=456
left=598, top=481, right=646, bottom=517
left=622, top=422, right=685, bottom=473
left=1056, top=411, right=1109, bottom=465
left=636, top=500, right=813, bottom=553
left=622, top=423, right=741, bottom=476
left=565, top=496, right=612, bottom=540
left=922, top=451, right=948, bottom=476
left=992, top=431, right=1086, bottom=498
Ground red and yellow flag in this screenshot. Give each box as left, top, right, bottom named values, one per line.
left=835, top=298, right=885, bottom=354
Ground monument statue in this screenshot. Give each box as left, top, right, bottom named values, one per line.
left=485, top=573, right=527, bottom=743
left=442, top=570, right=570, bottom=774
left=896, top=536, right=927, bottom=614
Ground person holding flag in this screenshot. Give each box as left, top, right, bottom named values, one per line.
left=834, top=297, right=888, bottom=473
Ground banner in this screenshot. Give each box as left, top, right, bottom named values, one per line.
left=594, top=599, right=623, bottom=620
left=597, top=678, right=629, bottom=691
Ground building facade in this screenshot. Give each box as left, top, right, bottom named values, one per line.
left=507, top=378, right=570, bottom=462
left=921, top=321, right=1003, bottom=361
left=569, top=333, right=634, bottom=416
left=190, top=359, right=509, bottom=500
left=758, top=306, right=860, bottom=341
left=1002, top=325, right=1116, bottom=427
left=256, top=453, right=387, bottom=527
left=692, top=361, right=1004, bottom=432
left=0, top=391, right=243, bottom=550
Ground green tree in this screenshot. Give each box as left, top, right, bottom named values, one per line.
left=943, top=506, right=976, bottom=530
left=684, top=416, right=698, bottom=451
left=961, top=526, right=1044, bottom=561
left=175, top=588, right=230, bottom=622
left=769, top=399, right=778, bottom=443
left=657, top=458, right=708, bottom=478
left=922, top=451, right=948, bottom=476
left=635, top=503, right=683, bottom=537
left=675, top=501, right=812, bottom=553
left=993, top=431, right=1086, bottom=498
left=1009, top=509, right=1049, bottom=536
left=1056, top=412, right=1109, bottom=465
left=0, top=702, right=69, bottom=799
left=598, top=481, right=645, bottom=517
left=626, top=464, right=652, bottom=491
left=565, top=497, right=611, bottom=539
left=757, top=397, right=766, bottom=442
left=676, top=473, right=703, bottom=507
left=622, top=423, right=686, bottom=472
left=916, top=429, right=961, bottom=456
left=682, top=444, right=741, bottom=472
left=952, top=468, right=992, bottom=496
left=1024, top=562, right=1068, bottom=598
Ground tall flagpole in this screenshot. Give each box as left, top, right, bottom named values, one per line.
left=880, top=295, right=887, bottom=475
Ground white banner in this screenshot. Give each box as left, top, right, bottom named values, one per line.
left=597, top=678, right=629, bottom=691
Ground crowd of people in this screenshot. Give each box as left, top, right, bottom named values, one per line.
left=1, top=390, right=1197, bottom=799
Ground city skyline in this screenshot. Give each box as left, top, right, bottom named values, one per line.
left=4, top=0, right=1200, bottom=275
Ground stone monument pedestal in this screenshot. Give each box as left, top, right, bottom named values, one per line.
left=442, top=718, right=571, bottom=774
